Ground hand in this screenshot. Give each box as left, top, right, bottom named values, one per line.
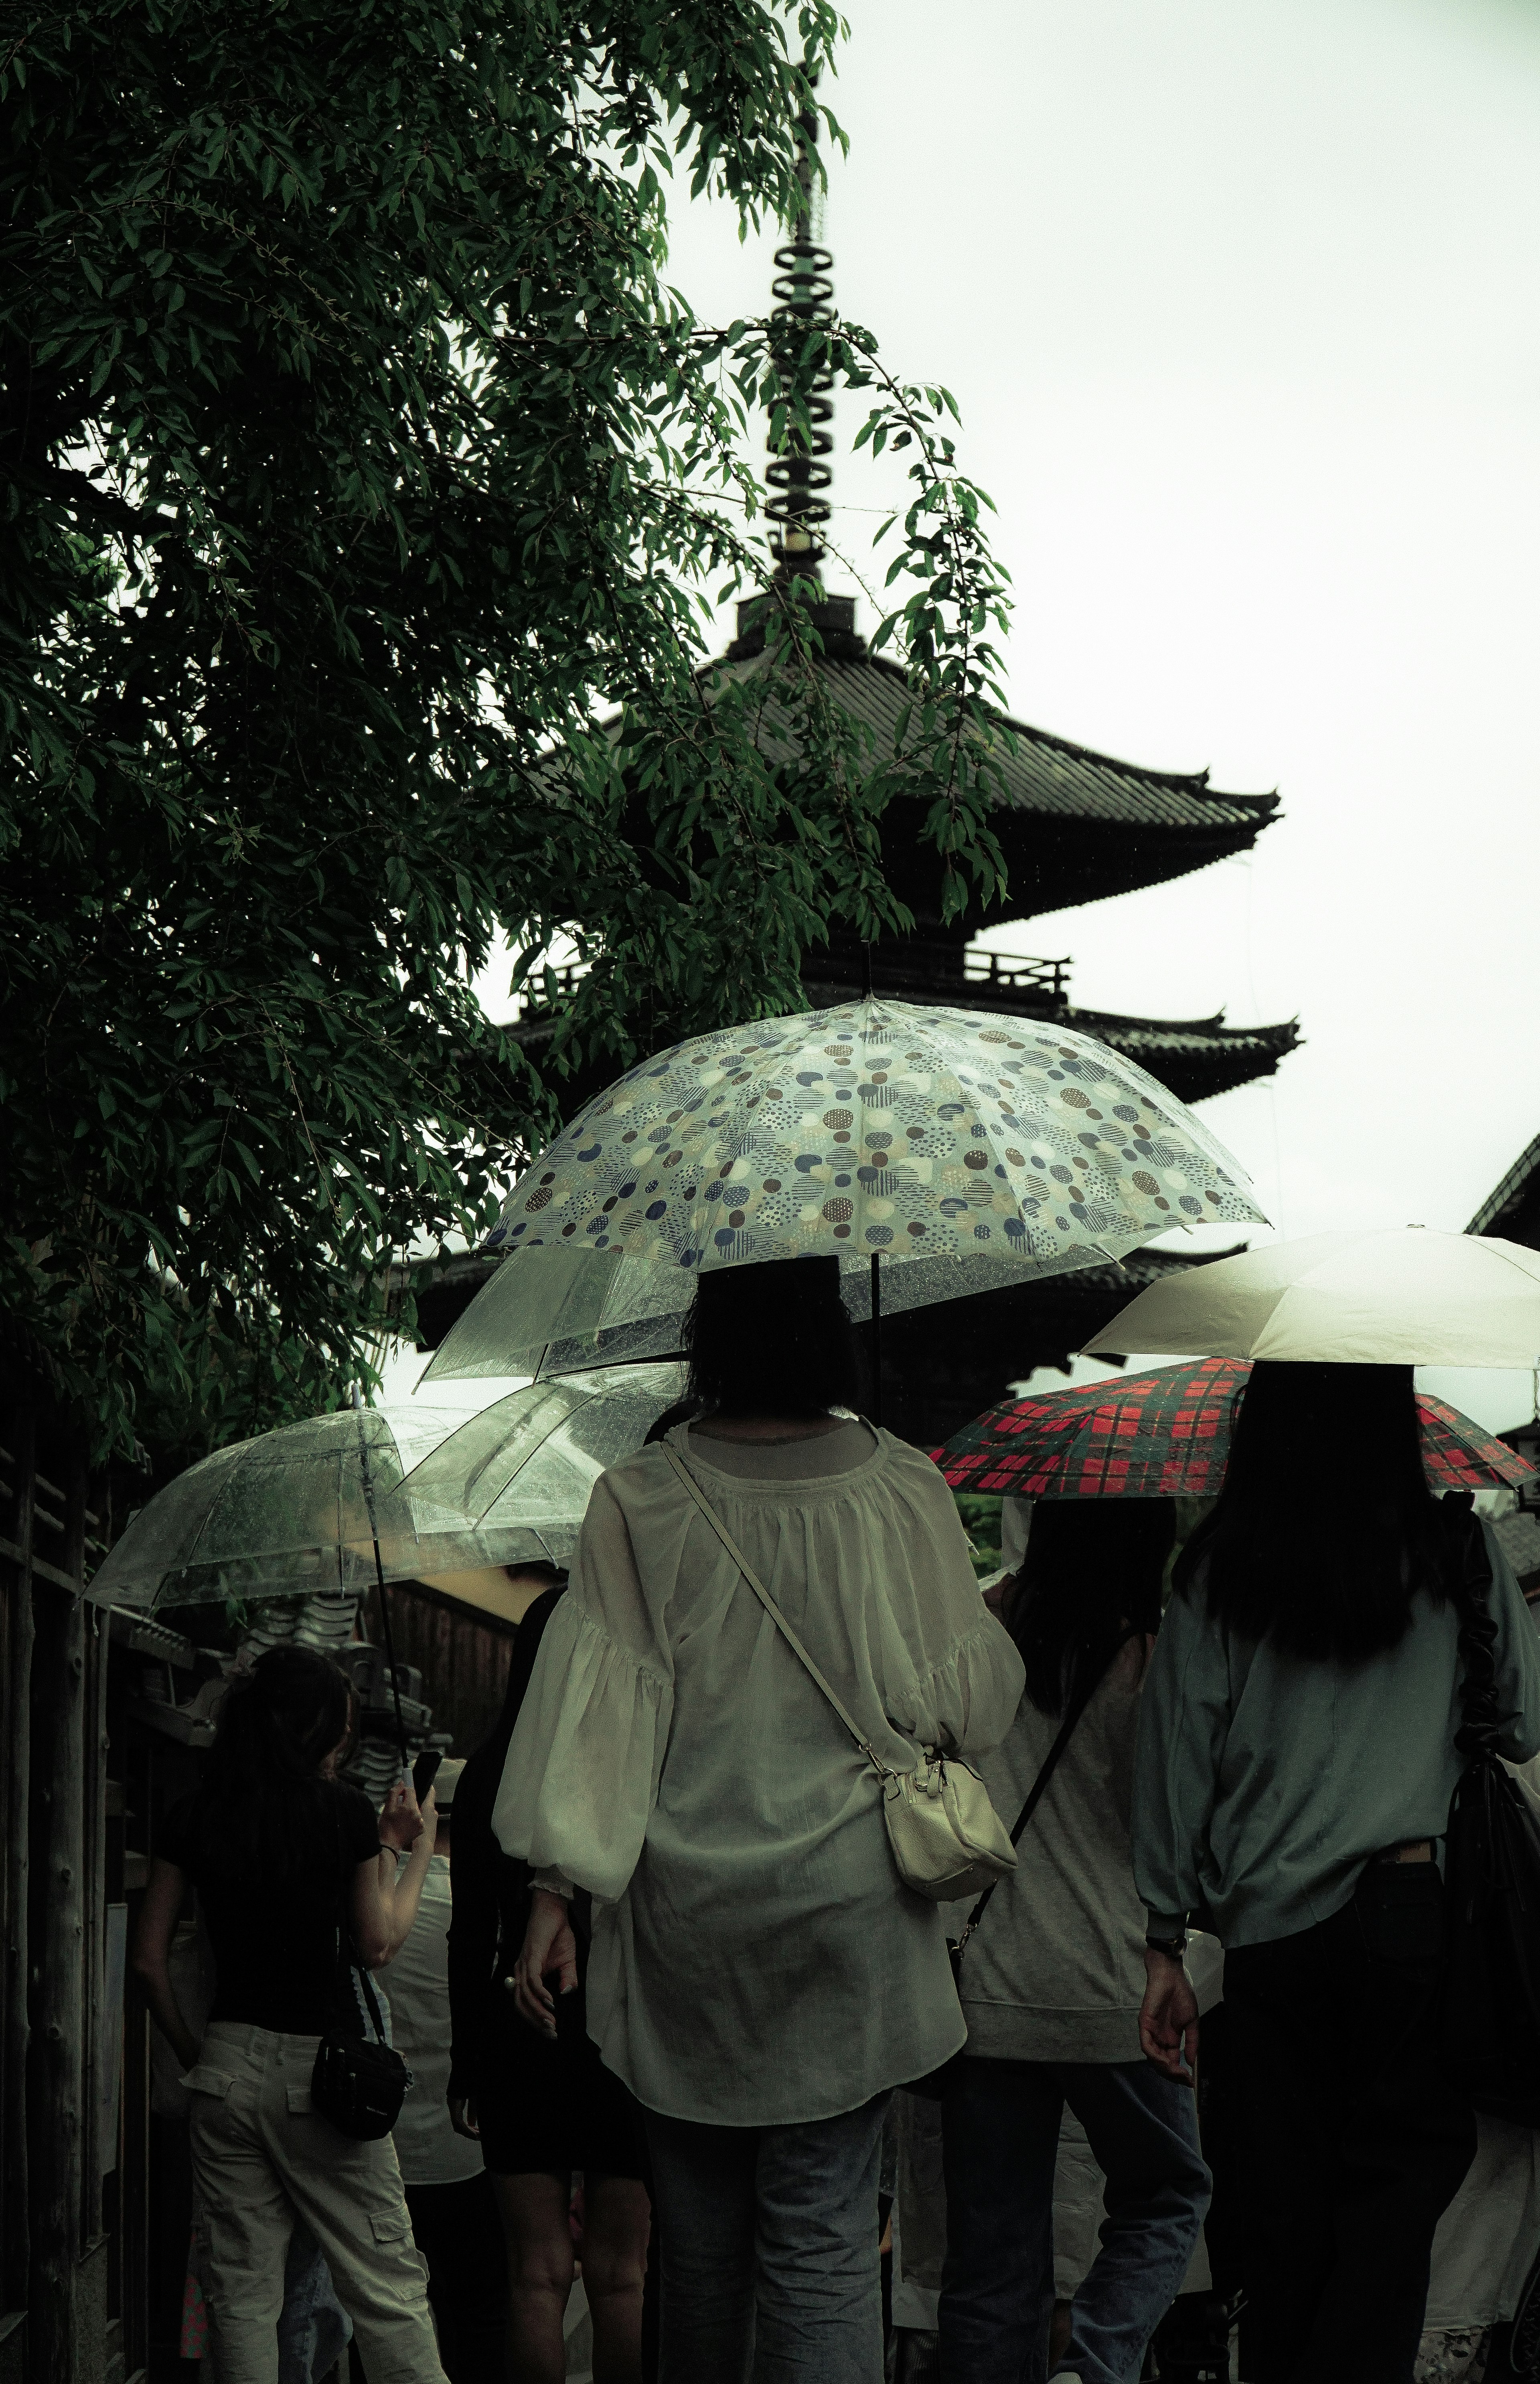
left=1139, top=1948, right=1199, bottom=2084
left=985, top=1569, right=1020, bottom=1619
left=449, top=2097, right=480, bottom=2140
left=513, top=1888, right=579, bottom=2038
left=378, top=1777, right=424, bottom=1852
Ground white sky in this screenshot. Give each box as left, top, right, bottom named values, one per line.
left=634, top=0, right=1540, bottom=1430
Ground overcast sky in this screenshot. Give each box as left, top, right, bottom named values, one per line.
left=616, top=0, right=1540, bottom=1429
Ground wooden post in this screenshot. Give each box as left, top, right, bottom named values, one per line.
left=81, top=1597, right=109, bottom=2246
left=1, top=1405, right=35, bottom=2333
left=28, top=1445, right=87, bottom=2384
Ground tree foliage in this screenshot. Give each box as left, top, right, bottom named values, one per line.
left=1, top=0, right=1013, bottom=1465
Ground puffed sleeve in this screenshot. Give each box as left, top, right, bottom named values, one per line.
left=908, top=1609, right=1025, bottom=1759
left=884, top=1456, right=1025, bottom=1757
left=1131, top=1570, right=1234, bottom=1937
left=492, top=1475, right=674, bottom=1904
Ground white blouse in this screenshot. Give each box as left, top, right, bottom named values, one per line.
left=493, top=1423, right=1026, bottom=2125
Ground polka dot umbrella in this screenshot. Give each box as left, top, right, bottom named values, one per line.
left=424, top=996, right=1267, bottom=1384
left=932, top=1356, right=1536, bottom=1499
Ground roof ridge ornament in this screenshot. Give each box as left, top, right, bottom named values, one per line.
left=765, top=74, right=834, bottom=584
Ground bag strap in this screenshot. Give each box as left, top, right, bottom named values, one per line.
left=662, top=1444, right=894, bottom=1778
left=952, top=1630, right=1135, bottom=1961
left=334, top=1791, right=389, bottom=2045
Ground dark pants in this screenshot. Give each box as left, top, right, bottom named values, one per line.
left=643, top=2092, right=891, bottom=2384
left=402, top=2172, right=507, bottom=2384
left=937, top=2056, right=1211, bottom=2384
left=1224, top=1862, right=1477, bottom=2384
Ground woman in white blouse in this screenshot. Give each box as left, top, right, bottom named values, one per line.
left=493, top=1255, right=1024, bottom=2384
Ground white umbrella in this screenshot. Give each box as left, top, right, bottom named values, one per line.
left=1083, top=1227, right=1540, bottom=1366
left=424, top=994, right=1265, bottom=1382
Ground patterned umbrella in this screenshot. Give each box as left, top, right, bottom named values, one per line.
left=932, top=1357, right=1536, bottom=1499
left=424, top=995, right=1264, bottom=1382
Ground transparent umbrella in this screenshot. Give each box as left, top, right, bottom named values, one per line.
left=399, top=1362, right=687, bottom=1554
left=87, top=1364, right=684, bottom=1616
left=424, top=994, right=1265, bottom=1384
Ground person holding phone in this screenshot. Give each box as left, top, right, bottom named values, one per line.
left=130, top=1644, right=447, bottom=2384
left=448, top=1564, right=650, bottom=2384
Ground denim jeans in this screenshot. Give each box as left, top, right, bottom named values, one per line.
left=937, top=2056, right=1210, bottom=2384
left=1224, top=1863, right=1476, bottom=2384
left=642, top=2091, right=891, bottom=2383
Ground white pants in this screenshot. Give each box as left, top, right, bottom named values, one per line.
left=185, top=2021, right=446, bottom=2384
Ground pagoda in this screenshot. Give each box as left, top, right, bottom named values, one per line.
left=1470, top=1134, right=1540, bottom=1249
left=412, top=128, right=1301, bottom=1444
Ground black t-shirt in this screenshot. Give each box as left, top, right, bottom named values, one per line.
left=160, top=1781, right=380, bottom=2036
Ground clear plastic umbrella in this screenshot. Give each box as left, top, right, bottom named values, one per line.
left=423, top=994, right=1265, bottom=1383
left=399, top=1362, right=687, bottom=1551
left=87, top=1364, right=684, bottom=1614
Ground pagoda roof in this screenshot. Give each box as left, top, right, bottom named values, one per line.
left=713, top=595, right=1281, bottom=924
left=1469, top=1132, right=1540, bottom=1247
left=877, top=1240, right=1252, bottom=1447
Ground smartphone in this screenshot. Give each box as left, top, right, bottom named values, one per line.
left=411, top=1747, right=443, bottom=1805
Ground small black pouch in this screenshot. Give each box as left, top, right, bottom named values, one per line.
left=312, top=2002, right=409, bottom=2141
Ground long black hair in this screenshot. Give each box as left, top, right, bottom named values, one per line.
left=198, top=1643, right=353, bottom=1880
left=1185, top=1361, right=1446, bottom=1661
left=683, top=1256, right=864, bottom=1419
left=1009, top=1499, right=1175, bottom=1717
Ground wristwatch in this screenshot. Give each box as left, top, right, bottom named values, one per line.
left=1145, top=1931, right=1188, bottom=1959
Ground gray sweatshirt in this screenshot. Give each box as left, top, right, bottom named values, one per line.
left=1133, top=1519, right=1540, bottom=1950
left=955, top=1637, right=1222, bottom=2064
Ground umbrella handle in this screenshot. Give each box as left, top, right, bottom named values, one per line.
left=352, top=1389, right=409, bottom=1768
left=870, top=1251, right=883, bottom=1432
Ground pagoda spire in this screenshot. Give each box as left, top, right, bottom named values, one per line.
left=765, top=80, right=835, bottom=585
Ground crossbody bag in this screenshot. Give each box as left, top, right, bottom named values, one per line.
left=662, top=1444, right=1017, bottom=1902
left=310, top=1813, right=410, bottom=2141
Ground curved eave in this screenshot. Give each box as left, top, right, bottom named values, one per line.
left=1469, top=1131, right=1540, bottom=1248
left=1064, top=1008, right=1303, bottom=1107
left=699, top=644, right=1281, bottom=922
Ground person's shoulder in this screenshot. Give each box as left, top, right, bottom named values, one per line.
left=875, top=1433, right=958, bottom=1502
left=595, top=1440, right=682, bottom=1502
left=331, top=1780, right=380, bottom=1859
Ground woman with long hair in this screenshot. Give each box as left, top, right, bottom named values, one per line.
left=132, top=1643, right=447, bottom=2384
left=938, top=1498, right=1213, bottom=2384
left=496, top=1255, right=1025, bottom=2384
left=1134, top=1361, right=1540, bottom=2384
left=447, top=1563, right=651, bottom=2384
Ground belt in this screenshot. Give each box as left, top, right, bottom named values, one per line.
left=1372, top=1838, right=1434, bottom=1864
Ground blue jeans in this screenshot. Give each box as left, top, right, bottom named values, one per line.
left=643, top=2091, right=891, bottom=2383
left=938, top=2056, right=1211, bottom=2384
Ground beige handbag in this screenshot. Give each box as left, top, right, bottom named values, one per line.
left=662, top=1446, right=1018, bottom=1903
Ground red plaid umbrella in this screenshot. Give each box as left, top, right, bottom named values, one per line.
left=932, top=1356, right=1535, bottom=1499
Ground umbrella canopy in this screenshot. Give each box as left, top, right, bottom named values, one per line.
left=1082, top=1228, right=1540, bottom=1366
left=88, top=1364, right=683, bottom=1612
left=424, top=994, right=1264, bottom=1381
left=933, top=1357, right=1536, bottom=1498
left=399, top=1363, right=685, bottom=1556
